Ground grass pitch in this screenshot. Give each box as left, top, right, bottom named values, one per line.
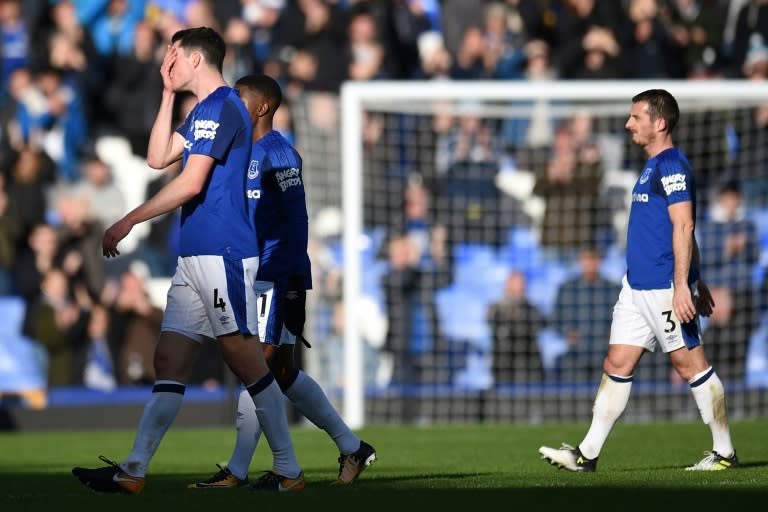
left=1, top=420, right=766, bottom=511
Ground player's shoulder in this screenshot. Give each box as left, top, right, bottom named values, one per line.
left=197, top=86, right=242, bottom=114
left=263, top=131, right=302, bottom=167
left=655, top=147, right=691, bottom=171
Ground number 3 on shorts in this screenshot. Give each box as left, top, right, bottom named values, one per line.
left=661, top=310, right=676, bottom=333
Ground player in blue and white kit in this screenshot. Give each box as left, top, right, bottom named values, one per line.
left=72, top=28, right=304, bottom=494
left=539, top=89, right=738, bottom=472
left=188, top=75, right=376, bottom=489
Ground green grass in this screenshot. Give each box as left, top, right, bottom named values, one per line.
left=1, top=420, right=767, bottom=511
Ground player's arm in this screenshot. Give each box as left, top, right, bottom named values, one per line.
left=669, top=200, right=696, bottom=323
left=147, top=47, right=186, bottom=169
left=102, top=154, right=214, bottom=257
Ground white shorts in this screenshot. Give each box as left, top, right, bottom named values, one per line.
left=609, top=275, right=702, bottom=353
left=256, top=281, right=297, bottom=346
left=161, top=255, right=270, bottom=343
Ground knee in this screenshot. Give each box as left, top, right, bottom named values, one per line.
left=153, top=350, right=173, bottom=378
left=271, top=361, right=299, bottom=391
left=602, top=354, right=628, bottom=377
left=153, top=349, right=185, bottom=381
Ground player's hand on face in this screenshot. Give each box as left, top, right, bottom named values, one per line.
left=160, top=45, right=177, bottom=91
left=672, top=286, right=696, bottom=324
left=695, top=281, right=715, bottom=317
left=102, top=218, right=133, bottom=258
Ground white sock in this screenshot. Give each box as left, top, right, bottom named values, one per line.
left=247, top=373, right=301, bottom=478
left=689, top=367, right=735, bottom=457
left=579, top=373, right=633, bottom=460
left=226, top=388, right=262, bottom=480
left=121, top=381, right=185, bottom=477
left=283, top=370, right=361, bottom=455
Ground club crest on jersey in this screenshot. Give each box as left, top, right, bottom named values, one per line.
left=639, top=168, right=653, bottom=184
left=248, top=160, right=259, bottom=179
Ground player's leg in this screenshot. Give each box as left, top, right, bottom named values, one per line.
left=668, top=344, right=738, bottom=470
left=71, top=332, right=201, bottom=494
left=203, top=259, right=301, bottom=491
left=268, top=343, right=376, bottom=484
left=540, top=277, right=648, bottom=471
left=73, top=264, right=206, bottom=494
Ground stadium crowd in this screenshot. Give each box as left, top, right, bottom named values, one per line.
left=0, top=0, right=767, bottom=398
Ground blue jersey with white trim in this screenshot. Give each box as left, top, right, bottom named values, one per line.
left=174, top=86, right=258, bottom=259
left=251, top=130, right=312, bottom=289
left=626, top=147, right=699, bottom=289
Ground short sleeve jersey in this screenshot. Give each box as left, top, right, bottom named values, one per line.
left=174, top=86, right=258, bottom=259
left=250, top=130, right=312, bottom=289
left=626, top=146, right=699, bottom=289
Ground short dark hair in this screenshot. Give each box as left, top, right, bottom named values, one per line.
left=235, top=74, right=283, bottom=110
left=718, top=179, right=741, bottom=196
left=171, top=27, right=226, bottom=73
left=632, top=89, right=679, bottom=134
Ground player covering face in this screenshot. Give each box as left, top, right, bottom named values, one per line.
left=72, top=28, right=304, bottom=494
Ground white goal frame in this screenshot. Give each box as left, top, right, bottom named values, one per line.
left=339, top=79, right=768, bottom=427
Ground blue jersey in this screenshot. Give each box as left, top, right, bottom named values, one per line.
left=251, top=130, right=312, bottom=289
left=175, top=86, right=258, bottom=259
left=625, top=147, right=699, bottom=289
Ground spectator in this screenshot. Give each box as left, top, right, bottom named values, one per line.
left=5, top=146, right=55, bottom=245
left=481, top=1, right=528, bottom=79
left=381, top=235, right=446, bottom=390
left=0, top=172, right=19, bottom=294
left=54, top=194, right=106, bottom=300
left=21, top=266, right=89, bottom=386
left=221, top=16, right=261, bottom=86
left=37, top=0, right=104, bottom=132
left=67, top=155, right=126, bottom=230
left=532, top=119, right=605, bottom=261
left=412, top=30, right=451, bottom=79
left=87, top=0, right=145, bottom=58
left=551, top=246, right=620, bottom=383
left=621, top=0, right=679, bottom=79
left=343, top=9, right=388, bottom=81
left=552, top=0, right=625, bottom=79
left=703, top=285, right=750, bottom=384
left=103, top=266, right=164, bottom=386
left=13, top=222, right=60, bottom=302
left=699, top=180, right=760, bottom=357
left=0, top=0, right=29, bottom=95
left=439, top=0, right=484, bottom=57
left=29, top=67, right=89, bottom=183
left=83, top=302, right=117, bottom=391
left=667, top=0, right=726, bottom=78
left=271, top=0, right=348, bottom=93
left=103, top=20, right=163, bottom=157
left=449, top=26, right=493, bottom=79
left=486, top=270, right=546, bottom=385
left=728, top=0, right=768, bottom=79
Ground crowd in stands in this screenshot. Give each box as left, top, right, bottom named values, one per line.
left=1, top=0, right=767, bottom=396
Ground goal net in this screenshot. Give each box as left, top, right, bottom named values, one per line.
left=292, top=80, right=768, bottom=427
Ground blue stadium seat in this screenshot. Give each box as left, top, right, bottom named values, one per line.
left=0, top=296, right=47, bottom=392
left=435, top=284, right=491, bottom=348
left=499, top=226, right=541, bottom=273
left=0, top=295, right=25, bottom=336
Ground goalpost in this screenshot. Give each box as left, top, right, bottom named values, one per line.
left=337, top=80, right=768, bottom=428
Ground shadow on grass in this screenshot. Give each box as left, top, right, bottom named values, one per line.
left=2, top=471, right=766, bottom=512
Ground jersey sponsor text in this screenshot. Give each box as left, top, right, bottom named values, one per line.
left=194, top=119, right=220, bottom=141
left=661, top=173, right=686, bottom=195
